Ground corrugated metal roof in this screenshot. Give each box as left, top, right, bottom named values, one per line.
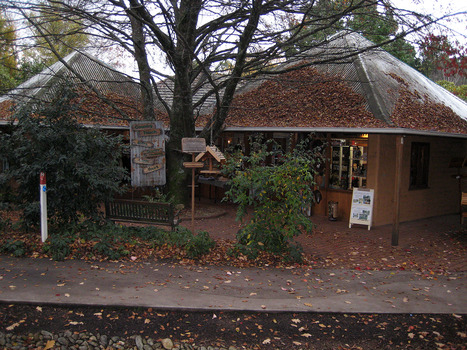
left=0, top=51, right=141, bottom=106
left=306, top=31, right=467, bottom=121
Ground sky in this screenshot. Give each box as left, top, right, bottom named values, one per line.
left=107, top=0, right=467, bottom=79
left=391, top=0, right=467, bottom=44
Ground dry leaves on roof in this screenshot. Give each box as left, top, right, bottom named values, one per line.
left=0, top=100, right=15, bottom=121
left=390, top=76, right=467, bottom=134
left=1, top=89, right=170, bottom=128
left=225, top=67, right=388, bottom=128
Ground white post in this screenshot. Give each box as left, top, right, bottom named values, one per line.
left=40, top=172, right=48, bottom=242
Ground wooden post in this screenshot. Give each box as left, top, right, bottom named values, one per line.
left=181, top=137, right=206, bottom=234
left=191, top=153, right=195, bottom=233
left=392, top=135, right=404, bottom=246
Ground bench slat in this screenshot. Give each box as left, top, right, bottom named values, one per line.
left=105, top=200, right=181, bottom=230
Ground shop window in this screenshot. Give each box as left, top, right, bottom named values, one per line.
left=410, top=142, right=430, bottom=189
left=330, top=138, right=368, bottom=190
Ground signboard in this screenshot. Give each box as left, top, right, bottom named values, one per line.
left=130, top=121, right=166, bottom=186
left=182, top=138, right=206, bottom=153
left=349, top=188, right=374, bottom=230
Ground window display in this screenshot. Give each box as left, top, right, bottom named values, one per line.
left=330, top=138, right=367, bottom=190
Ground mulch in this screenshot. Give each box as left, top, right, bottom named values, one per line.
left=179, top=199, right=467, bottom=272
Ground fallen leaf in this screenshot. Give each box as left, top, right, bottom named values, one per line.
left=6, top=320, right=25, bottom=331
left=262, top=338, right=271, bottom=344
left=304, top=303, right=313, bottom=307
left=44, top=340, right=55, bottom=350
left=292, top=318, right=301, bottom=324
left=301, top=333, right=312, bottom=338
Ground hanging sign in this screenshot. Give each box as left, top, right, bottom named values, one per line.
left=349, top=188, right=374, bottom=230
left=138, top=129, right=162, bottom=137
left=131, top=140, right=154, bottom=148
left=143, top=164, right=163, bottom=174
left=133, top=157, right=154, bottom=165
left=133, top=123, right=156, bottom=130
left=130, top=121, right=166, bottom=186
left=141, top=149, right=164, bottom=158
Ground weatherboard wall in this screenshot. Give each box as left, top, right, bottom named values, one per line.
left=371, top=134, right=466, bottom=226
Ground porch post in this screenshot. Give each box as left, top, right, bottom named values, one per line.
left=392, top=135, right=404, bottom=246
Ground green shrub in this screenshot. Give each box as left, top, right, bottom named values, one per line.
left=1, top=239, right=26, bottom=257
left=92, top=240, right=129, bottom=260
left=0, top=82, right=128, bottom=227
left=224, top=135, right=323, bottom=261
left=185, top=231, right=215, bottom=258
left=43, top=234, right=75, bottom=261
left=165, top=226, right=192, bottom=247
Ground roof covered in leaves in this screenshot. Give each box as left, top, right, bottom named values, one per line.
left=219, top=31, right=467, bottom=135
left=1, top=32, right=466, bottom=136
left=0, top=51, right=146, bottom=127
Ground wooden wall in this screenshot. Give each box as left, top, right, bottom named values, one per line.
left=371, top=134, right=466, bottom=226
left=312, top=134, right=466, bottom=226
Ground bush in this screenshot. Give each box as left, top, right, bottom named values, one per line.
left=1, top=239, right=26, bottom=257
left=0, top=82, right=128, bottom=227
left=185, top=231, right=215, bottom=258
left=43, top=233, right=75, bottom=261
left=224, top=135, right=324, bottom=261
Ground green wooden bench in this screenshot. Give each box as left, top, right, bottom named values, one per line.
left=105, top=200, right=182, bottom=230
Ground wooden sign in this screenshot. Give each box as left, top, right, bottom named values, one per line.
left=132, top=140, right=154, bottom=148
left=141, top=149, right=164, bottom=158
left=143, top=164, right=163, bottom=174
left=133, top=157, right=154, bottom=165
left=138, top=129, right=162, bottom=137
left=349, top=188, right=374, bottom=230
left=183, top=162, right=204, bottom=168
left=133, top=123, right=156, bottom=130
left=182, top=138, right=206, bottom=153
left=130, top=121, right=166, bottom=186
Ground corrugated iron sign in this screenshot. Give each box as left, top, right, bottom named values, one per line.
left=130, top=121, right=166, bottom=186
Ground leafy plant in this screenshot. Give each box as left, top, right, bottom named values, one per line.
left=42, top=233, right=75, bottom=261
left=92, top=240, right=129, bottom=261
left=0, top=82, right=128, bottom=227
left=185, top=231, right=215, bottom=258
left=1, top=239, right=26, bottom=257
left=224, top=135, right=324, bottom=261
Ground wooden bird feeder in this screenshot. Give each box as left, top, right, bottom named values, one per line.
left=195, top=145, right=226, bottom=177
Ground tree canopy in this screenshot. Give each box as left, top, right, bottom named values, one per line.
left=0, top=10, right=18, bottom=93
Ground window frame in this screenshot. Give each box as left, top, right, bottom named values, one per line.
left=409, top=142, right=430, bottom=190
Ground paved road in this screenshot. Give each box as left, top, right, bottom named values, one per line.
left=0, top=256, right=465, bottom=313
